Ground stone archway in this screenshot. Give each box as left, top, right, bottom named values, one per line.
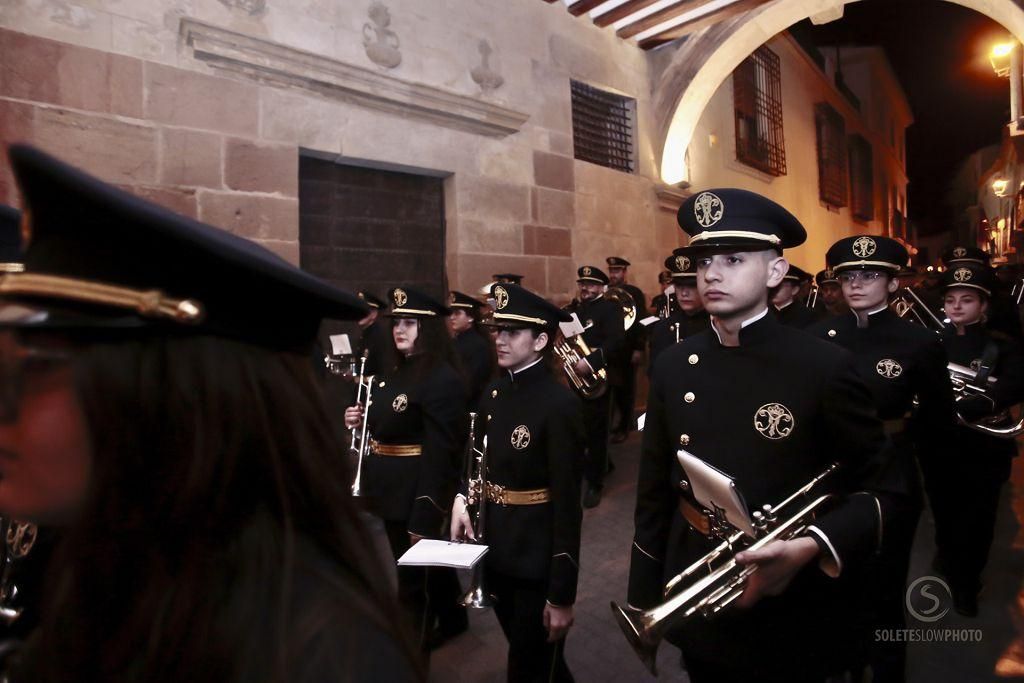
left=655, top=0, right=1024, bottom=185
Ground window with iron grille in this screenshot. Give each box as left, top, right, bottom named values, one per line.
left=814, top=103, right=847, bottom=208
left=848, top=134, right=874, bottom=222
left=733, top=46, right=786, bottom=176
left=570, top=80, right=635, bottom=173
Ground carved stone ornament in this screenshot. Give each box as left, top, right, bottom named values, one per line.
left=363, top=2, right=401, bottom=69
left=470, top=40, right=504, bottom=92
left=217, top=0, right=267, bottom=16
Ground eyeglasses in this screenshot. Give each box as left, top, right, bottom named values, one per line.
left=837, top=271, right=886, bottom=283
left=0, top=346, right=72, bottom=423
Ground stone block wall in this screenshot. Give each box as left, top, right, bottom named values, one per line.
left=0, top=0, right=685, bottom=305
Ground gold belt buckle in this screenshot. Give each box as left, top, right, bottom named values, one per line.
left=486, top=482, right=508, bottom=506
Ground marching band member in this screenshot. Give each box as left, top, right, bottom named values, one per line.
left=647, top=252, right=708, bottom=373
left=565, top=266, right=624, bottom=508
left=942, top=246, right=1023, bottom=340
left=606, top=257, right=646, bottom=444
left=344, top=287, right=468, bottom=655
left=925, top=264, right=1024, bottom=616
left=451, top=283, right=584, bottom=683
left=811, top=235, right=952, bottom=682
left=814, top=268, right=848, bottom=319
left=0, top=145, right=421, bottom=681
left=448, top=290, right=497, bottom=410
left=771, top=264, right=817, bottom=328
left=629, top=189, right=884, bottom=682
left=356, top=290, right=391, bottom=376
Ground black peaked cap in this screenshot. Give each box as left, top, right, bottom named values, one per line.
left=676, top=188, right=806, bottom=254
left=941, top=263, right=995, bottom=296
left=485, top=283, right=570, bottom=330
left=826, top=235, right=908, bottom=273
left=3, top=145, right=367, bottom=350
left=576, top=265, right=609, bottom=285
left=386, top=286, right=450, bottom=317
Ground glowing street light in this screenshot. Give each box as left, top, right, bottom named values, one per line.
left=992, top=42, right=1016, bottom=77
left=993, top=178, right=1010, bottom=196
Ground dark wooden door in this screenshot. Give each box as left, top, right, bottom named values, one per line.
left=299, top=155, right=446, bottom=302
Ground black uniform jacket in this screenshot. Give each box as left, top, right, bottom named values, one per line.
left=942, top=322, right=1024, bottom=458
left=809, top=308, right=953, bottom=496
left=362, top=355, right=467, bottom=537
left=474, top=360, right=585, bottom=606
left=572, top=295, right=625, bottom=373
left=647, top=309, right=710, bottom=374
left=629, top=312, right=884, bottom=679
left=773, top=300, right=818, bottom=328
left=453, top=329, right=495, bottom=408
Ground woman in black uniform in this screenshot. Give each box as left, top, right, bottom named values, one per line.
left=451, top=283, right=584, bottom=683
left=344, top=287, right=467, bottom=651
left=925, top=263, right=1024, bottom=616
left=0, top=145, right=421, bottom=682
left=811, top=235, right=952, bottom=683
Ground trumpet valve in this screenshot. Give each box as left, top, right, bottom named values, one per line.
left=761, top=503, right=776, bottom=523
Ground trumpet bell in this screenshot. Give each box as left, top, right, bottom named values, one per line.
left=611, top=601, right=659, bottom=675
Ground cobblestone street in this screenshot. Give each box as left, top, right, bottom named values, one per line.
left=432, top=434, right=1024, bottom=682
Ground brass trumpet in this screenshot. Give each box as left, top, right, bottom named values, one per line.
left=948, top=362, right=1024, bottom=438
left=349, top=352, right=375, bottom=497
left=605, top=287, right=639, bottom=331
left=555, top=332, right=607, bottom=399
left=0, top=518, right=37, bottom=625
left=461, top=412, right=495, bottom=609
left=610, top=464, right=838, bottom=675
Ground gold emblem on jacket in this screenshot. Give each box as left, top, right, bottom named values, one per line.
left=511, top=425, right=531, bottom=450
left=392, top=394, right=409, bottom=412
left=876, top=359, right=903, bottom=379
left=754, top=403, right=795, bottom=440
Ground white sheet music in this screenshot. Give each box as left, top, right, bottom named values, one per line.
left=397, top=539, right=489, bottom=569
left=329, top=334, right=352, bottom=356
left=639, top=316, right=660, bottom=327
left=559, top=313, right=587, bottom=338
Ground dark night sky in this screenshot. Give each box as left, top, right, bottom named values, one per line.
left=795, top=0, right=1010, bottom=236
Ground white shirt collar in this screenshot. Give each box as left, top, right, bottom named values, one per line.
left=509, top=356, right=544, bottom=378
left=710, top=307, right=769, bottom=344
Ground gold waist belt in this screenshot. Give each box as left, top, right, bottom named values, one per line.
left=369, top=440, right=422, bottom=457
left=484, top=482, right=550, bottom=506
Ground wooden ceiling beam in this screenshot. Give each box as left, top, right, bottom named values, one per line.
left=593, top=0, right=664, bottom=28
left=636, top=0, right=771, bottom=48
left=569, top=0, right=609, bottom=16
left=616, top=0, right=718, bottom=39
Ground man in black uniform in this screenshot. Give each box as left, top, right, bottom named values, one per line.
left=647, top=252, right=709, bottom=373
left=814, top=268, right=848, bottom=319
left=356, top=290, right=392, bottom=376
left=448, top=290, right=496, bottom=409
left=567, top=265, right=624, bottom=508
left=628, top=188, right=885, bottom=682
left=607, top=257, right=646, bottom=443
left=942, top=246, right=1022, bottom=341
left=771, top=264, right=817, bottom=328
left=451, top=283, right=585, bottom=682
